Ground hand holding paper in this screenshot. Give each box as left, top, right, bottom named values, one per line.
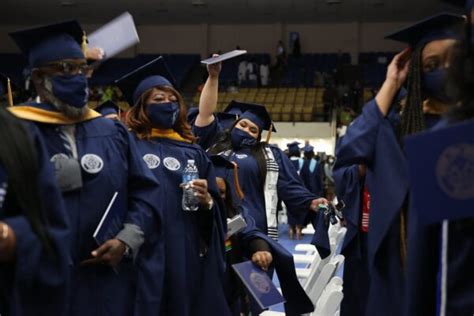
left=207, top=54, right=222, bottom=78
left=201, top=50, right=247, bottom=65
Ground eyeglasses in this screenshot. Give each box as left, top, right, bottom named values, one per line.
left=40, top=61, right=93, bottom=76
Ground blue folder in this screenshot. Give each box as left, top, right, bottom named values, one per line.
left=232, top=261, right=285, bottom=309
left=405, top=120, right=474, bottom=225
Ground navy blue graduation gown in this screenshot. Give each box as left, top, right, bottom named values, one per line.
left=300, top=158, right=324, bottom=197
left=332, top=164, right=370, bottom=316
left=194, top=121, right=317, bottom=234
left=0, top=123, right=70, bottom=316
left=237, top=206, right=315, bottom=316
left=334, top=98, right=409, bottom=316
left=14, top=103, right=163, bottom=316
left=404, top=118, right=474, bottom=316
left=230, top=145, right=316, bottom=235
left=134, top=136, right=229, bottom=316
left=289, top=157, right=302, bottom=173
left=192, top=117, right=225, bottom=151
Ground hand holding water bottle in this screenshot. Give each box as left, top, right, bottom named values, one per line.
left=182, top=160, right=213, bottom=211
left=189, top=179, right=213, bottom=208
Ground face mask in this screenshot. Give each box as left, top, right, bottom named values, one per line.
left=147, top=102, right=180, bottom=129
left=230, top=128, right=257, bottom=150
left=422, top=69, right=454, bottom=103
left=51, top=74, right=89, bottom=108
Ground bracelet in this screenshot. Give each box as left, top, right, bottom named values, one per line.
left=1, top=223, right=9, bottom=240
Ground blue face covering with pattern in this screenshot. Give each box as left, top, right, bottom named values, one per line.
left=51, top=74, right=89, bottom=108
left=147, top=102, right=180, bottom=129
left=230, top=128, right=257, bottom=150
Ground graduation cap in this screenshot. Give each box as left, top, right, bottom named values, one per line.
left=287, top=141, right=301, bottom=155
left=216, top=112, right=239, bottom=129
left=9, top=20, right=85, bottom=68
left=115, top=56, right=176, bottom=107
left=209, top=154, right=244, bottom=200
left=96, top=100, right=119, bottom=117
left=304, top=145, right=314, bottom=153
left=224, top=104, right=243, bottom=116
left=224, top=100, right=276, bottom=133
left=385, top=13, right=464, bottom=47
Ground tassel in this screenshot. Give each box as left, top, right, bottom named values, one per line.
left=7, top=78, right=13, bottom=107
left=265, top=123, right=273, bottom=143
left=81, top=31, right=88, bottom=55
left=232, top=162, right=245, bottom=201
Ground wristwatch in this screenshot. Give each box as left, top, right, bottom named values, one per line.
left=123, top=245, right=132, bottom=259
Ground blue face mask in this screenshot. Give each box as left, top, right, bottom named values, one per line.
left=230, top=128, right=258, bottom=150
left=422, top=69, right=454, bottom=103
left=147, top=102, right=180, bottom=129
left=51, top=74, right=89, bottom=108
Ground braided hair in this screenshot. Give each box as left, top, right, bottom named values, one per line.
left=400, top=45, right=426, bottom=139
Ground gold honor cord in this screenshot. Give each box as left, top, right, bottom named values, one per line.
left=231, top=161, right=245, bottom=201
left=265, top=123, right=273, bottom=143
left=7, top=78, right=13, bottom=107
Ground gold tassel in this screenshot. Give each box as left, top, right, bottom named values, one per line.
left=265, top=123, right=273, bottom=143
left=232, top=162, right=245, bottom=201
left=81, top=31, right=88, bottom=55
left=400, top=209, right=408, bottom=269
left=7, top=78, right=13, bottom=107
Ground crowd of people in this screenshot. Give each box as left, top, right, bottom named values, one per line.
left=0, top=2, right=473, bottom=316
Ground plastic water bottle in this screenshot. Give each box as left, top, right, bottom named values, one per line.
left=182, top=159, right=199, bottom=211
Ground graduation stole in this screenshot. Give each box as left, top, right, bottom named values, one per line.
left=150, top=128, right=192, bottom=143
left=9, top=105, right=100, bottom=124
left=263, top=146, right=280, bottom=241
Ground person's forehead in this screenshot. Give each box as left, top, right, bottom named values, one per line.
left=422, top=38, right=457, bottom=57
left=240, top=118, right=258, bottom=128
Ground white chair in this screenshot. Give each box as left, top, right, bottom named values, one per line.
left=314, top=277, right=344, bottom=316
left=307, top=255, right=345, bottom=306
left=302, top=224, right=316, bottom=235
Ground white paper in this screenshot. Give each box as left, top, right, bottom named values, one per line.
left=201, top=50, right=247, bottom=65
left=88, top=12, right=139, bottom=60
left=226, top=214, right=247, bottom=238
left=93, top=192, right=118, bottom=239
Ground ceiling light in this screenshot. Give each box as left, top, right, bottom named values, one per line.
left=60, top=1, right=77, bottom=7
left=191, top=0, right=207, bottom=7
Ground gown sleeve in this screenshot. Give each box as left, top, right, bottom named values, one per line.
left=192, top=117, right=224, bottom=151
left=272, top=147, right=317, bottom=213
left=3, top=123, right=70, bottom=315
left=113, top=122, right=162, bottom=260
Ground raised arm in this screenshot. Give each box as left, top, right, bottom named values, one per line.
left=375, top=48, right=411, bottom=116
left=195, top=54, right=222, bottom=127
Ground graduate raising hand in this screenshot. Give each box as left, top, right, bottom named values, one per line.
left=195, top=53, right=222, bottom=127
left=375, top=48, right=411, bottom=116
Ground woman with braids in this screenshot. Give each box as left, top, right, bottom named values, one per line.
left=116, top=57, right=230, bottom=316
left=404, top=3, right=474, bottom=315
left=0, top=106, right=70, bottom=315
left=333, top=13, right=464, bottom=316
left=195, top=60, right=327, bottom=241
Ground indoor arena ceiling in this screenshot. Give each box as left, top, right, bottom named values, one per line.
left=0, top=0, right=463, bottom=25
